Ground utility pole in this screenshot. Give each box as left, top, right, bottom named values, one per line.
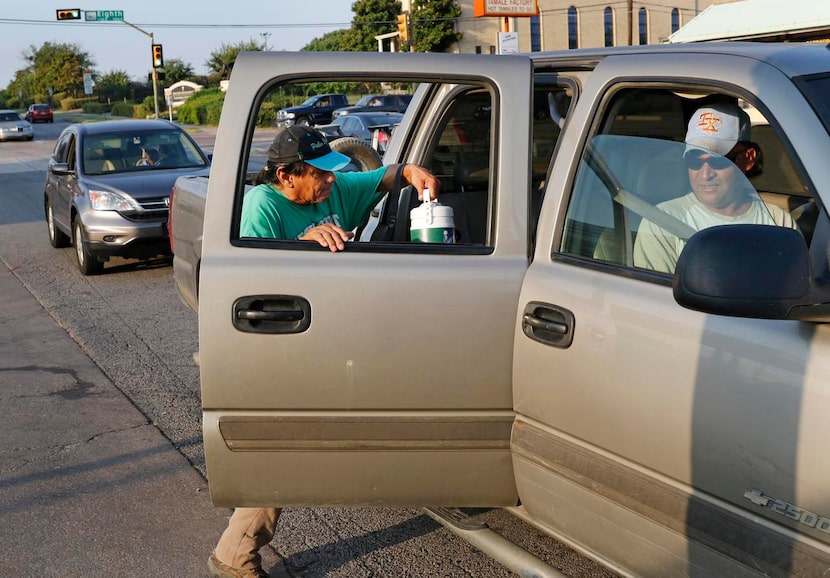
left=123, top=20, right=160, bottom=119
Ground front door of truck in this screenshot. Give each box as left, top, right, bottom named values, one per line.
left=513, top=52, right=830, bottom=575
left=200, top=52, right=533, bottom=507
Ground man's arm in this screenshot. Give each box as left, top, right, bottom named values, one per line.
left=633, top=218, right=681, bottom=274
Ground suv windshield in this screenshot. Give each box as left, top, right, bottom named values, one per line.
left=82, top=129, right=208, bottom=175
left=797, top=73, right=830, bottom=136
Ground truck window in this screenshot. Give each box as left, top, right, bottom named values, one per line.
left=530, top=77, right=574, bottom=236
left=242, top=80, right=496, bottom=249
left=417, top=86, right=493, bottom=245
left=557, top=87, right=816, bottom=275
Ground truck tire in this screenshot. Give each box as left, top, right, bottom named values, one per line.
left=330, top=137, right=382, bottom=172
left=295, top=116, right=311, bottom=127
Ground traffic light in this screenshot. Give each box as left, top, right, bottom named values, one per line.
left=152, top=44, right=164, bottom=69
left=396, top=14, right=409, bottom=42
left=56, top=9, right=81, bottom=20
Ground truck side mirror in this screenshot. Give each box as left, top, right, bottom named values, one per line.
left=673, top=224, right=830, bottom=321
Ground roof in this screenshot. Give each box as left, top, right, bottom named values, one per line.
left=75, top=119, right=179, bottom=135
left=668, top=0, right=830, bottom=43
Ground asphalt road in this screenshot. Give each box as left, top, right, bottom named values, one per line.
left=0, top=116, right=617, bottom=578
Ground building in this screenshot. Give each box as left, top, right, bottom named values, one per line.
left=401, top=1, right=723, bottom=54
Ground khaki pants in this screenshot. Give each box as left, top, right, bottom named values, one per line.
left=214, top=507, right=282, bottom=569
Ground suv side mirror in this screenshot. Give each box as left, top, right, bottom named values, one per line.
left=673, top=224, right=830, bottom=321
left=49, top=162, right=73, bottom=175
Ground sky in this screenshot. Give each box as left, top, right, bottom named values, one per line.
left=0, top=0, right=356, bottom=87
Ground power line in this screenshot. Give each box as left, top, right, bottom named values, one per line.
left=0, top=18, right=352, bottom=29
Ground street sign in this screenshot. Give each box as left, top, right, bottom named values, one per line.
left=84, top=10, right=124, bottom=21
left=83, top=70, right=93, bottom=96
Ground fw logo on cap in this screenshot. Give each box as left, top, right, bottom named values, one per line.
left=696, top=111, right=723, bottom=135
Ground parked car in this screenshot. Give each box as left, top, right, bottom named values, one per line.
left=0, top=110, right=33, bottom=141
left=26, top=104, right=53, bottom=123
left=275, top=93, right=350, bottom=128
left=43, top=119, right=210, bottom=275
left=331, top=93, right=412, bottom=119
left=316, top=111, right=403, bottom=151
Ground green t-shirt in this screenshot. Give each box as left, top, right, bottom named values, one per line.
left=240, top=167, right=387, bottom=239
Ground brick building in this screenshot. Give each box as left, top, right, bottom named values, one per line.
left=401, top=0, right=722, bottom=54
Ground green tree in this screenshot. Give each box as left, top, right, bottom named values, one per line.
left=303, top=29, right=352, bottom=52
left=11, top=42, right=93, bottom=104
left=161, top=58, right=196, bottom=84
left=96, top=70, right=130, bottom=103
left=411, top=0, right=462, bottom=52
left=205, top=39, right=263, bottom=80
left=348, top=0, right=400, bottom=52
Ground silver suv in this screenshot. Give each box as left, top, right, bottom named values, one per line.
left=44, top=119, right=210, bottom=275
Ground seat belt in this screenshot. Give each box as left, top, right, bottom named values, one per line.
left=370, top=163, right=406, bottom=242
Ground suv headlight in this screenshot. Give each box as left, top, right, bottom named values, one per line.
left=89, top=189, right=140, bottom=211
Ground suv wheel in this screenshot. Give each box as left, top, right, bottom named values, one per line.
left=46, top=200, right=70, bottom=248
left=296, top=117, right=311, bottom=127
left=73, top=219, right=103, bottom=275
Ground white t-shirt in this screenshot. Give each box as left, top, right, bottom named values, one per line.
left=633, top=191, right=797, bottom=274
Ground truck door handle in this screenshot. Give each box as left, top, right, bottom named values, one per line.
left=232, top=295, right=311, bottom=334
left=521, top=302, right=575, bottom=348
left=237, top=309, right=303, bottom=322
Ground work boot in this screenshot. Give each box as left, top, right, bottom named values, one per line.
left=208, top=553, right=268, bottom=578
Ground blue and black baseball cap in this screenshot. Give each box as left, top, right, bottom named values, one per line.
left=268, top=125, right=350, bottom=172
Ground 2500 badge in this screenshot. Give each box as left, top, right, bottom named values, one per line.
left=745, top=489, right=830, bottom=533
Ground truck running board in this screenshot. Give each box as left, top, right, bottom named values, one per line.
left=422, top=507, right=568, bottom=578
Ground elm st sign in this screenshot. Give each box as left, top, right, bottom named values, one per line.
left=84, top=10, right=124, bottom=21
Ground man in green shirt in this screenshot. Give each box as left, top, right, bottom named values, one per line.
left=240, top=125, right=440, bottom=251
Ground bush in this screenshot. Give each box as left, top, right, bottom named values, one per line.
left=82, top=102, right=110, bottom=114
left=176, top=88, right=225, bottom=125
left=257, top=102, right=277, bottom=127
left=133, top=103, right=151, bottom=119
left=110, top=102, right=133, bottom=117
left=142, top=95, right=166, bottom=115
left=60, top=96, right=97, bottom=111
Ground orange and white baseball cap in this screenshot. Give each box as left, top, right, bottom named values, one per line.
left=685, top=103, right=751, bottom=156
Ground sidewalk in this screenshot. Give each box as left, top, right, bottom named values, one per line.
left=0, top=264, right=254, bottom=576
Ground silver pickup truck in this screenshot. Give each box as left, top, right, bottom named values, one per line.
left=174, top=44, right=830, bottom=576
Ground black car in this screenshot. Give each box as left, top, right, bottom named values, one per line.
left=316, top=112, right=404, bottom=152
left=331, top=94, right=412, bottom=120
left=44, top=119, right=211, bottom=275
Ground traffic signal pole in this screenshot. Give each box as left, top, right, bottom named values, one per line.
left=123, top=20, right=159, bottom=118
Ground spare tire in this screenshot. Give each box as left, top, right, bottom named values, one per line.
left=330, top=137, right=382, bottom=172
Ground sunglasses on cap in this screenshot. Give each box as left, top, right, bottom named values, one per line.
left=684, top=147, right=743, bottom=171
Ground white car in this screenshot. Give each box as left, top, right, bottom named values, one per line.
left=0, top=110, right=33, bottom=141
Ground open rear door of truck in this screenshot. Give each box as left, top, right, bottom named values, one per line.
left=199, top=51, right=533, bottom=507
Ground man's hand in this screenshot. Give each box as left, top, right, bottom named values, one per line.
left=403, top=164, right=441, bottom=201
left=300, top=223, right=354, bottom=252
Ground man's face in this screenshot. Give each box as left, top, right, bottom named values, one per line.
left=685, top=145, right=749, bottom=213
left=291, top=165, right=337, bottom=205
